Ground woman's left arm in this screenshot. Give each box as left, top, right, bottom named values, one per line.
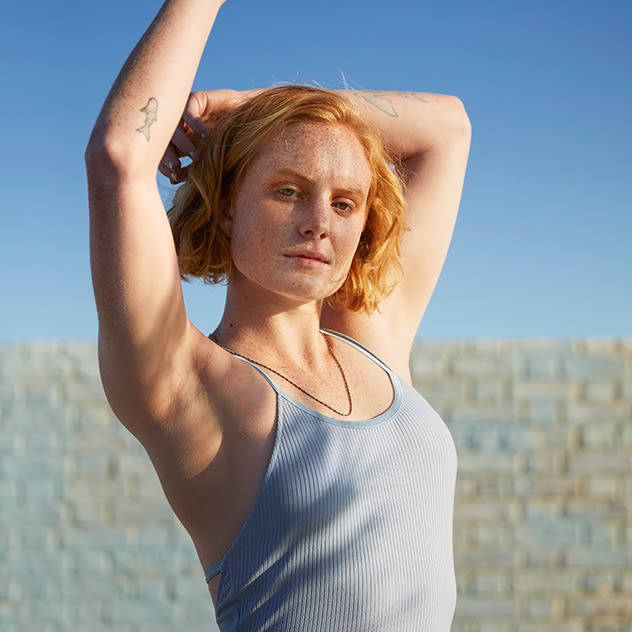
left=320, top=90, right=470, bottom=370
left=346, top=90, right=471, bottom=338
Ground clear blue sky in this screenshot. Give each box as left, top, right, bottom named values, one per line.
left=1, top=0, right=630, bottom=341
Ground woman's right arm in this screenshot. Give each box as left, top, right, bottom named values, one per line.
left=85, top=0, right=225, bottom=434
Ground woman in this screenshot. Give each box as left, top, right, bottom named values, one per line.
left=86, top=1, right=471, bottom=629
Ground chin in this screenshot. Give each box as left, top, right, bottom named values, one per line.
left=278, top=282, right=341, bottom=305
left=234, top=265, right=346, bottom=304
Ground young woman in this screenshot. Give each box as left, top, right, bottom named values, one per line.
left=86, top=1, right=471, bottom=629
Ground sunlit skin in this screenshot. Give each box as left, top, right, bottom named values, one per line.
left=220, top=122, right=373, bottom=310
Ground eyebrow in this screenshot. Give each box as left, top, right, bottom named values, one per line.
left=271, top=167, right=368, bottom=199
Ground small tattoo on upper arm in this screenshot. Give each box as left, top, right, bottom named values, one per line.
left=355, top=92, right=400, bottom=117
left=136, top=97, right=158, bottom=141
left=353, top=91, right=429, bottom=118
left=402, top=92, right=429, bottom=104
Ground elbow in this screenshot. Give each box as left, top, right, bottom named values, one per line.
left=441, top=95, right=471, bottom=144
left=85, top=128, right=125, bottom=179
left=455, top=97, right=472, bottom=141
left=84, top=129, right=122, bottom=179
left=407, top=94, right=471, bottom=156
left=429, top=95, right=472, bottom=158
left=85, top=123, right=153, bottom=181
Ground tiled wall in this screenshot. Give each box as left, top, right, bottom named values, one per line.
left=2, top=340, right=630, bottom=631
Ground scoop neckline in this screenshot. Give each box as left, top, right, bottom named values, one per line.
left=274, top=370, right=403, bottom=428
left=212, top=327, right=403, bottom=428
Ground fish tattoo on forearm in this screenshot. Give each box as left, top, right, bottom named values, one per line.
left=136, top=97, right=159, bottom=141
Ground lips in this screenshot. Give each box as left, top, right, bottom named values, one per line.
left=284, top=247, right=330, bottom=264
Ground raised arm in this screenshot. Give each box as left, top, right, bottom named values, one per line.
left=323, top=90, right=471, bottom=374
left=85, top=0, right=226, bottom=432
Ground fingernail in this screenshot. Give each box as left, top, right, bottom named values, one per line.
left=189, top=151, right=195, bottom=159
left=170, top=171, right=178, bottom=182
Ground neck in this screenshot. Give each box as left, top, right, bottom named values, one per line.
left=214, top=281, right=353, bottom=417
left=214, top=281, right=327, bottom=363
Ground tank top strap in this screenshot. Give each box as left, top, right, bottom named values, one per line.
left=205, top=558, right=223, bottom=583
left=216, top=345, right=284, bottom=395
left=319, top=328, right=394, bottom=375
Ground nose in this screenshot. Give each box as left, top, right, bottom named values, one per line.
left=298, top=196, right=330, bottom=239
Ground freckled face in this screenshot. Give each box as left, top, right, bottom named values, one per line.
left=222, top=122, right=372, bottom=304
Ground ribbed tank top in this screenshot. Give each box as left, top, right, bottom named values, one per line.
left=205, top=329, right=457, bottom=631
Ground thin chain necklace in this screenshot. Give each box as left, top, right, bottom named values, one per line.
left=209, top=332, right=353, bottom=417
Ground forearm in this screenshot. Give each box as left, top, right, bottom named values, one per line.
left=342, top=90, right=470, bottom=163
left=86, top=0, right=225, bottom=177
left=85, top=0, right=226, bottom=388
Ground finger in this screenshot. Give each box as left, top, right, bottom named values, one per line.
left=159, top=144, right=186, bottom=184
left=158, top=160, right=183, bottom=184
left=183, top=109, right=208, bottom=139
left=171, top=125, right=199, bottom=160
left=183, top=92, right=209, bottom=138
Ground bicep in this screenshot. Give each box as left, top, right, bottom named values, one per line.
left=88, top=167, right=191, bottom=423
left=381, top=114, right=472, bottom=342
left=400, top=127, right=471, bottom=309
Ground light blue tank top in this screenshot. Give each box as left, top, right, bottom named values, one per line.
left=206, top=330, right=457, bottom=631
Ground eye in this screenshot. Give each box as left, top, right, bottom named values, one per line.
left=332, top=200, right=355, bottom=214
left=277, top=186, right=298, bottom=197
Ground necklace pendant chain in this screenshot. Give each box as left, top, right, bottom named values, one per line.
left=210, top=333, right=353, bottom=417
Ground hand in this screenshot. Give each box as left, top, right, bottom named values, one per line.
left=159, top=89, right=256, bottom=183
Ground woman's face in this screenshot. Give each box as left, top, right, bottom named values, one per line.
left=222, top=121, right=372, bottom=305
